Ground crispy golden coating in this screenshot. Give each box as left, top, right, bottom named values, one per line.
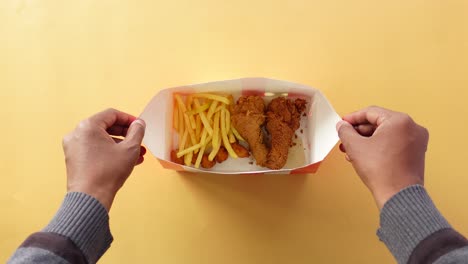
left=201, top=154, right=216, bottom=168
left=170, top=150, right=184, bottom=165
left=231, top=142, right=250, bottom=158
left=267, top=97, right=307, bottom=131
left=265, top=97, right=307, bottom=169
left=231, top=96, right=307, bottom=169
left=265, top=112, right=293, bottom=169
left=216, top=147, right=229, bottom=163
left=231, top=96, right=268, bottom=166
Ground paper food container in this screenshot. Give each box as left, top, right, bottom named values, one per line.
left=140, top=77, right=341, bottom=174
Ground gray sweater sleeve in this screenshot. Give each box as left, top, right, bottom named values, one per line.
left=377, top=185, right=468, bottom=264
left=8, top=192, right=113, bottom=264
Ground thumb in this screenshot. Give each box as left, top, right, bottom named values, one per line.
left=124, top=119, right=146, bottom=147
left=336, top=120, right=362, bottom=151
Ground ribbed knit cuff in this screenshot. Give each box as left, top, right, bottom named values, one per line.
left=377, top=185, right=450, bottom=264
left=43, top=192, right=113, bottom=264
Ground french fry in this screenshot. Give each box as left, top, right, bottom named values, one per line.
left=208, top=136, right=222, bottom=161
left=184, top=150, right=193, bottom=166
left=220, top=108, right=238, bottom=158
left=194, top=120, right=205, bottom=153
left=183, top=113, right=197, bottom=146
left=207, top=100, right=219, bottom=119
left=174, top=101, right=179, bottom=132
left=194, top=145, right=206, bottom=168
left=224, top=106, right=231, bottom=133
left=186, top=102, right=210, bottom=115
left=208, top=111, right=221, bottom=161
left=205, top=139, right=213, bottom=149
left=186, top=95, right=193, bottom=110
left=193, top=93, right=230, bottom=105
left=205, top=135, right=212, bottom=145
left=194, top=99, right=213, bottom=136
left=183, top=126, right=194, bottom=166
left=224, top=103, right=235, bottom=143
left=214, top=105, right=223, bottom=113
left=212, top=111, right=220, bottom=149
left=179, top=129, right=188, bottom=151
left=175, top=94, right=187, bottom=111
left=194, top=134, right=212, bottom=169
left=177, top=143, right=202, bottom=158
left=205, top=136, right=213, bottom=149
left=194, top=129, right=209, bottom=168
left=229, top=129, right=236, bottom=143
left=231, top=126, right=245, bottom=142
left=173, top=92, right=248, bottom=168
left=185, top=95, right=196, bottom=130
left=198, top=128, right=208, bottom=146
left=178, top=97, right=184, bottom=137
left=174, top=94, right=185, bottom=135
left=195, top=115, right=201, bottom=140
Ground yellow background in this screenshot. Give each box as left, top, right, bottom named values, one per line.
left=1, top=0, right=468, bottom=263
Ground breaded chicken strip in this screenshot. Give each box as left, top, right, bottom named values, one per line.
left=231, top=96, right=268, bottom=166
left=231, top=96, right=307, bottom=169
left=265, top=97, right=307, bottom=169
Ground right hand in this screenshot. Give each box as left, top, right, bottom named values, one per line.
left=63, top=108, right=146, bottom=211
left=336, top=106, right=429, bottom=209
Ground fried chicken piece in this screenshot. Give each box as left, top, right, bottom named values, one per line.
left=265, top=97, right=307, bottom=169
left=201, top=154, right=216, bottom=168
left=231, top=96, right=268, bottom=166
left=171, top=150, right=184, bottom=165
left=231, top=142, right=250, bottom=158
left=265, top=113, right=293, bottom=169
left=231, top=96, right=307, bottom=169
left=267, top=97, right=307, bottom=131
left=216, top=147, right=229, bottom=163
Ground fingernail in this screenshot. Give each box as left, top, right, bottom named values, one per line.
left=140, top=146, right=147, bottom=155
left=339, top=143, right=346, bottom=153
left=336, top=120, right=346, bottom=131
left=133, top=119, right=146, bottom=128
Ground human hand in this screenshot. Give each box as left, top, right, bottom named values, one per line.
left=336, top=106, right=429, bottom=209
left=62, top=108, right=146, bottom=211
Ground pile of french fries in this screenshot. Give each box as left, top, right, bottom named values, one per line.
left=173, top=93, right=245, bottom=168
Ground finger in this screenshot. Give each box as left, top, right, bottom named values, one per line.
left=112, top=137, right=123, bottom=143
left=336, top=120, right=363, bottom=151
left=345, top=154, right=351, bottom=162
left=114, top=138, right=147, bottom=155
left=342, top=106, right=391, bottom=127
left=354, top=124, right=376, bottom=137
left=140, top=146, right=147, bottom=156
left=123, top=119, right=146, bottom=147
left=107, top=125, right=129, bottom=137
left=135, top=155, right=144, bottom=165
left=339, top=143, right=346, bottom=153
left=90, top=108, right=137, bottom=130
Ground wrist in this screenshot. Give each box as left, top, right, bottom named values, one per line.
left=68, top=187, right=115, bottom=212
left=374, top=189, right=400, bottom=210
left=373, top=182, right=424, bottom=210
